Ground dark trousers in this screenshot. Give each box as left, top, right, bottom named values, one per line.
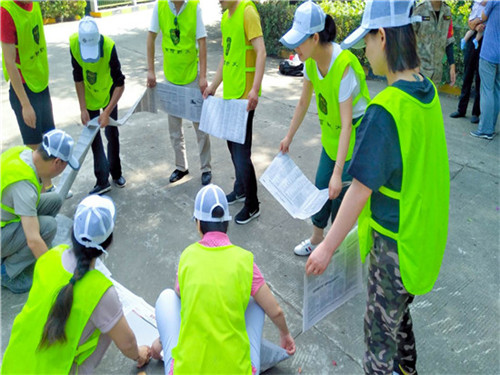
left=88, top=105, right=122, bottom=185
left=227, top=110, right=258, bottom=210
left=457, top=37, right=481, bottom=117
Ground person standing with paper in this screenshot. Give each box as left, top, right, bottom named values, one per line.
left=147, top=0, right=212, bottom=186
left=2, top=195, right=151, bottom=373
left=70, top=16, right=127, bottom=196
left=203, top=0, right=266, bottom=224
left=279, top=1, right=370, bottom=256
left=305, top=1, right=450, bottom=374
left=150, top=185, right=295, bottom=373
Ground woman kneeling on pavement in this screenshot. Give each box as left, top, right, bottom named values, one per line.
left=279, top=1, right=370, bottom=256
left=2, top=195, right=150, bottom=374
left=151, top=184, right=296, bottom=374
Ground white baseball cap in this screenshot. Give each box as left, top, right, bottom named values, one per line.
left=74, top=195, right=116, bottom=252
left=341, top=0, right=422, bottom=49
left=193, top=184, right=232, bottom=223
left=78, top=16, right=100, bottom=63
left=280, top=0, right=326, bottom=50
left=42, top=129, right=79, bottom=170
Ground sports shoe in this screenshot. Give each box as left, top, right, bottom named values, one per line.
left=226, top=191, right=245, bottom=205
left=294, top=239, right=317, bottom=256
left=470, top=130, right=494, bottom=140
left=460, top=38, right=466, bottom=50
left=235, top=206, right=260, bottom=225
left=89, top=181, right=112, bottom=195
left=1, top=268, right=33, bottom=294
left=113, top=176, right=127, bottom=188
left=449, top=111, right=465, bottom=119
left=473, top=38, right=479, bottom=49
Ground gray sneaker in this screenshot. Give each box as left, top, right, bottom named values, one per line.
left=1, top=269, right=33, bottom=294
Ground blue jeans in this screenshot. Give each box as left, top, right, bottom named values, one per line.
left=227, top=110, right=258, bottom=210
left=311, top=148, right=352, bottom=229
left=88, top=106, right=122, bottom=185
left=478, top=58, right=500, bottom=135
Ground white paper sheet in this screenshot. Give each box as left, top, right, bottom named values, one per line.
left=199, top=96, right=249, bottom=144
left=302, top=226, right=363, bottom=332
left=259, top=153, right=329, bottom=220
left=156, top=82, right=203, bottom=123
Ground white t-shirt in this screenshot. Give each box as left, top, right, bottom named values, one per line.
left=469, top=0, right=486, bottom=21
left=304, top=43, right=367, bottom=119
left=149, top=0, right=206, bottom=40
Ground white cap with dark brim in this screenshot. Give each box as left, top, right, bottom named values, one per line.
left=280, top=0, right=326, bottom=50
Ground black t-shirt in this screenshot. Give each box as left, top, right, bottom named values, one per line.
left=348, top=76, right=435, bottom=233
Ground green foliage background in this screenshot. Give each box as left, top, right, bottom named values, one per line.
left=257, top=0, right=474, bottom=86
left=40, top=1, right=87, bottom=20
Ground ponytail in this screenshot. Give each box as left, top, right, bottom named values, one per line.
left=316, top=14, right=337, bottom=44
left=38, top=233, right=112, bottom=348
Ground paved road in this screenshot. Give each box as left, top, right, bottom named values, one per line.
left=1, top=4, right=499, bottom=374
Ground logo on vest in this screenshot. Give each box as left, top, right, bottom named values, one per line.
left=170, top=28, right=180, bottom=45
left=225, top=37, right=232, bottom=56
left=32, top=25, right=40, bottom=45
left=318, top=93, right=328, bottom=115
left=86, top=70, right=97, bottom=85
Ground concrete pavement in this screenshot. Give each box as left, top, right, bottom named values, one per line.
left=1, top=4, right=499, bottom=374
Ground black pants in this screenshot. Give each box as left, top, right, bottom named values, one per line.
left=227, top=110, right=258, bottom=210
left=88, top=104, right=122, bottom=186
left=457, top=36, right=481, bottom=117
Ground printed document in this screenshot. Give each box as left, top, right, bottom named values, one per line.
left=156, top=82, right=203, bottom=123
left=259, top=153, right=329, bottom=220
left=199, top=96, right=249, bottom=144
left=302, top=227, right=363, bottom=331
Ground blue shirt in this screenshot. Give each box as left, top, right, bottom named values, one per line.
left=480, top=1, right=500, bottom=64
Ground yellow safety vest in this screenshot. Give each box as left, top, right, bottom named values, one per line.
left=221, top=0, right=258, bottom=99
left=2, top=245, right=113, bottom=374
left=1, top=1, right=49, bottom=93
left=173, top=242, right=253, bottom=374
left=305, top=49, right=370, bottom=161
left=0, top=146, right=41, bottom=228
left=358, top=82, right=450, bottom=295
left=158, top=0, right=199, bottom=85
left=69, top=33, right=115, bottom=111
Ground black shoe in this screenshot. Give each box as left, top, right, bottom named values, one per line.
left=235, top=206, right=260, bottom=225
left=201, top=171, right=212, bottom=186
left=226, top=191, right=246, bottom=205
left=113, top=176, right=127, bottom=188
left=169, top=169, right=189, bottom=183
left=1, top=269, right=33, bottom=294
left=89, top=181, right=112, bottom=195
left=470, top=115, right=479, bottom=124
left=450, top=111, right=465, bottom=118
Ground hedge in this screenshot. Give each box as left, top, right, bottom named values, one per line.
left=257, top=0, right=474, bottom=86
left=40, top=1, right=86, bottom=22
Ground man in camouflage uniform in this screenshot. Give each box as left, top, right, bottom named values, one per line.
left=414, top=0, right=456, bottom=86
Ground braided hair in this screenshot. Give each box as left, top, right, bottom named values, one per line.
left=38, top=232, right=113, bottom=348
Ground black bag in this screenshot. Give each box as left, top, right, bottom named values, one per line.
left=278, top=60, right=304, bottom=77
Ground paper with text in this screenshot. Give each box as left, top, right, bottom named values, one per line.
left=302, top=227, right=363, bottom=331
left=156, top=82, right=203, bottom=123
left=199, top=96, right=248, bottom=144
left=260, top=153, right=329, bottom=220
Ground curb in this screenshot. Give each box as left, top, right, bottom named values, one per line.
left=90, top=2, right=155, bottom=18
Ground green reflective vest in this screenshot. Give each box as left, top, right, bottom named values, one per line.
left=221, top=0, right=258, bottom=99
left=0, top=146, right=41, bottom=228
left=69, top=33, right=114, bottom=111
left=305, top=49, right=370, bottom=161
left=358, top=82, right=450, bottom=295
left=173, top=242, right=253, bottom=374
left=1, top=245, right=113, bottom=374
left=1, top=1, right=49, bottom=93
left=158, top=0, right=199, bottom=85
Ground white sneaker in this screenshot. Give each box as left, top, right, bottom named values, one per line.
left=294, top=239, right=317, bottom=256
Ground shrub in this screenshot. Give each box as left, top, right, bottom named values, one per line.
left=40, top=1, right=86, bottom=21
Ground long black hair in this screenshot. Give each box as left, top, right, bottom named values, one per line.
left=38, top=232, right=113, bottom=348
left=311, top=14, right=337, bottom=44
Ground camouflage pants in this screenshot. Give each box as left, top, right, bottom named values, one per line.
left=363, top=233, right=417, bottom=375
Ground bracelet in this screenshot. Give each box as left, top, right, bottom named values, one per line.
left=334, top=163, right=344, bottom=171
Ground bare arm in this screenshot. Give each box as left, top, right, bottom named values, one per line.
left=107, top=315, right=151, bottom=367
left=146, top=31, right=158, bottom=88
left=279, top=78, right=314, bottom=153
left=203, top=56, right=224, bottom=98
left=2, top=42, right=36, bottom=128
left=20, top=216, right=49, bottom=258
left=246, top=36, right=266, bottom=111
left=253, top=284, right=296, bottom=355
left=306, top=179, right=372, bottom=275
left=198, top=37, right=208, bottom=93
